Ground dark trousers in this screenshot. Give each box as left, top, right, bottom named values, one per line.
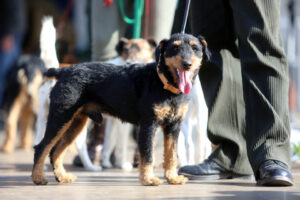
left=190, top=0, right=290, bottom=175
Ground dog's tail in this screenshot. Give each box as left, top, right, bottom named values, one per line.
left=44, top=68, right=62, bottom=80
left=40, top=16, right=59, bottom=69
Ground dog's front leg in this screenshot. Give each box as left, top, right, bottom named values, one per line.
left=162, top=125, right=188, bottom=184
left=138, top=124, right=162, bottom=186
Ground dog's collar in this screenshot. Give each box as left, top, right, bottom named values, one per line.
left=156, top=65, right=181, bottom=94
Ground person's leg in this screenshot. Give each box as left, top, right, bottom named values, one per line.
left=91, top=0, right=131, bottom=61
left=188, top=0, right=252, bottom=175
left=179, top=0, right=293, bottom=185
left=147, top=0, right=177, bottom=42
left=229, top=0, right=291, bottom=178
left=0, top=34, right=23, bottom=107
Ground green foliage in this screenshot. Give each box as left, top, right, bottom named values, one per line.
left=292, top=142, right=300, bottom=156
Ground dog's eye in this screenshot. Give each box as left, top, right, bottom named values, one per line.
left=191, top=45, right=199, bottom=51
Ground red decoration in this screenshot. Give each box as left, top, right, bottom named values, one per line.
left=103, top=0, right=113, bottom=7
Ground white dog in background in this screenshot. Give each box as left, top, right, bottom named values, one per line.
left=177, top=76, right=211, bottom=166
left=35, top=17, right=102, bottom=171
left=35, top=17, right=59, bottom=146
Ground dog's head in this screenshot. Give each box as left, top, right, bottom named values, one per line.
left=156, top=33, right=210, bottom=94
left=116, top=38, right=157, bottom=63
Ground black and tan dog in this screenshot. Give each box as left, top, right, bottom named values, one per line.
left=1, top=56, right=46, bottom=152
left=31, top=33, right=210, bottom=186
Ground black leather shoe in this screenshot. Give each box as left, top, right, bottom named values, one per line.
left=256, top=160, right=294, bottom=186
left=178, top=159, right=254, bottom=180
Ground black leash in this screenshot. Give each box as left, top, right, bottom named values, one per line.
left=180, top=0, right=191, bottom=34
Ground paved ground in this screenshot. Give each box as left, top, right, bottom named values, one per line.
left=1, top=128, right=300, bottom=200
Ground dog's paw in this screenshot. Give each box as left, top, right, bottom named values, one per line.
left=101, top=160, right=113, bottom=169
left=32, top=175, right=48, bottom=185
left=166, top=175, right=188, bottom=185
left=18, top=145, right=31, bottom=152
left=117, top=162, right=132, bottom=171
left=140, top=176, right=163, bottom=186
left=86, top=165, right=102, bottom=172
left=0, top=144, right=14, bottom=153
left=56, top=173, right=77, bottom=183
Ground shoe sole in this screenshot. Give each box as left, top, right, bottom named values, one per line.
left=232, top=174, right=255, bottom=180
left=179, top=173, right=231, bottom=180
left=179, top=173, right=254, bottom=180
left=257, top=176, right=294, bottom=186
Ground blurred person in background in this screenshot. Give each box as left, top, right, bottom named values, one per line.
left=91, top=0, right=177, bottom=62
left=0, top=0, right=27, bottom=108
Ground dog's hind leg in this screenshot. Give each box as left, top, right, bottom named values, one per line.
left=101, top=117, right=118, bottom=168
left=138, top=124, right=162, bottom=186
left=114, top=122, right=133, bottom=171
left=75, top=125, right=102, bottom=171
left=1, top=92, right=24, bottom=153
left=32, top=80, right=88, bottom=185
left=75, top=104, right=104, bottom=171
left=32, top=111, right=74, bottom=185
left=177, top=130, right=188, bottom=166
left=19, top=101, right=34, bottom=151
left=50, top=112, right=89, bottom=183
left=182, top=117, right=195, bottom=165
left=162, top=125, right=188, bottom=185
left=190, top=78, right=210, bottom=163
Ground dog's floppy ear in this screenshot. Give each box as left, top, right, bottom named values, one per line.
left=115, top=37, right=128, bottom=56
left=197, top=35, right=211, bottom=62
left=155, top=39, right=168, bottom=63
left=147, top=38, right=157, bottom=49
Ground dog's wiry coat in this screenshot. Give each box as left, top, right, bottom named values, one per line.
left=32, top=33, right=209, bottom=186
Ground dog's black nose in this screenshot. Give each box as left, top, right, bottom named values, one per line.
left=182, top=61, right=192, bottom=70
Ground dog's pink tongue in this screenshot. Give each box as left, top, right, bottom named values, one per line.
left=178, top=70, right=192, bottom=94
